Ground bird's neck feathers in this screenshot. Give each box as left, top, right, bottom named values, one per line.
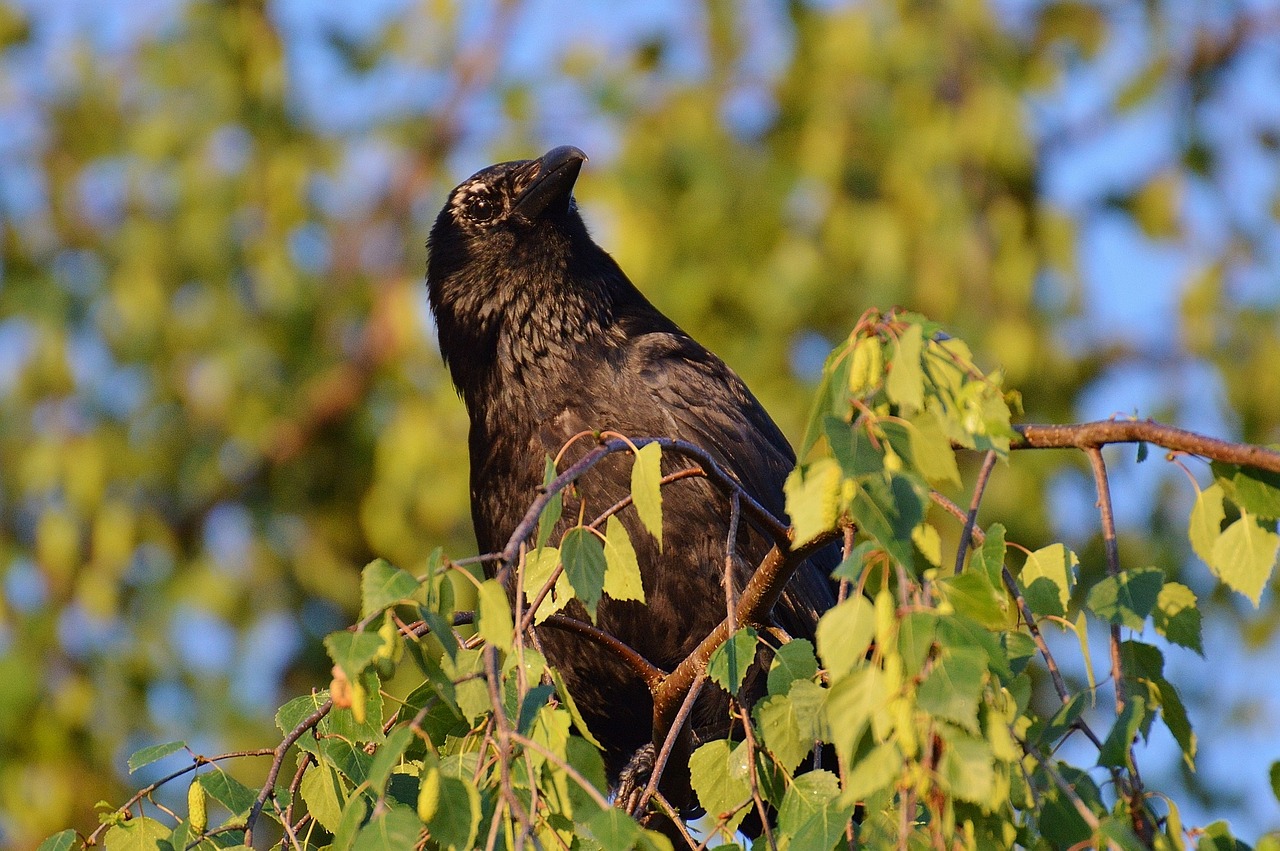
left=431, top=236, right=651, bottom=417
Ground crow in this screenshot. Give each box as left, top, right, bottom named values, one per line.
left=426, top=145, right=836, bottom=819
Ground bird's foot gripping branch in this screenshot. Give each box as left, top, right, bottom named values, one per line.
left=47, top=310, right=1280, bottom=851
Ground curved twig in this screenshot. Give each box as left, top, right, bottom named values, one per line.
left=497, top=437, right=791, bottom=585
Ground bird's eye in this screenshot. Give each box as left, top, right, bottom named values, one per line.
left=464, top=193, right=499, bottom=223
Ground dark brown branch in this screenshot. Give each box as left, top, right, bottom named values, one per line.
left=654, top=529, right=841, bottom=730
left=542, top=615, right=667, bottom=690
left=1012, top=420, right=1280, bottom=473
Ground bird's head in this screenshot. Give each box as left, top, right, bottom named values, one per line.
left=427, top=145, right=589, bottom=306
left=426, top=146, right=645, bottom=395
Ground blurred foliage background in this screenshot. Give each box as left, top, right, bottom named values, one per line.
left=1, top=0, right=1278, bottom=846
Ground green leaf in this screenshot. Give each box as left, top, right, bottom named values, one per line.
left=975, top=522, right=1008, bottom=589
left=35, top=830, right=78, bottom=851
left=1020, top=543, right=1077, bottom=618
left=767, top=638, right=818, bottom=696
left=331, top=795, right=369, bottom=851
left=127, top=740, right=187, bottom=773
left=550, top=666, right=603, bottom=748
left=197, top=767, right=256, bottom=818
left=1097, top=694, right=1147, bottom=769
left=517, top=683, right=556, bottom=736
left=912, top=522, right=942, bottom=567
left=800, top=347, right=842, bottom=456
left=755, top=680, right=824, bottom=772
left=352, top=804, right=422, bottom=851
left=846, top=335, right=884, bottom=395
left=1034, top=692, right=1086, bottom=750
left=778, top=770, right=846, bottom=846
left=1189, top=482, right=1226, bottom=565
left=907, top=411, right=962, bottom=488
left=1094, top=817, right=1147, bottom=851
left=824, top=666, right=888, bottom=764
left=300, top=764, right=346, bottom=833
left=936, top=571, right=1006, bottom=629
left=103, top=817, right=171, bottom=850
left=1086, top=566, right=1165, bottom=630
left=325, top=631, right=385, bottom=682
left=366, top=725, right=414, bottom=795
left=830, top=540, right=877, bottom=583
left=917, top=647, right=987, bottom=733
left=938, top=730, right=996, bottom=807
left=1270, top=761, right=1280, bottom=803
left=708, top=627, right=758, bottom=696
left=842, top=742, right=901, bottom=803
left=417, top=769, right=480, bottom=851
left=1153, top=582, right=1203, bottom=654
left=1231, top=465, right=1280, bottom=520
left=538, top=455, right=563, bottom=551
left=689, top=739, right=751, bottom=834
left=815, top=594, right=875, bottom=682
left=603, top=515, right=645, bottom=602
left=897, top=611, right=938, bottom=678
left=361, top=558, right=420, bottom=619
left=276, top=691, right=330, bottom=753
left=886, top=323, right=925, bottom=412
left=476, top=578, right=513, bottom=653
left=784, top=458, right=843, bottom=546
left=848, top=474, right=924, bottom=571
left=522, top=546, right=568, bottom=624
left=1210, top=511, right=1279, bottom=605
left=632, top=442, right=663, bottom=548
left=561, top=527, right=608, bottom=620
left=1075, top=611, right=1097, bottom=693
left=585, top=808, right=642, bottom=849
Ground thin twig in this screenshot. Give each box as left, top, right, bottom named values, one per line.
left=631, top=676, right=707, bottom=819
left=85, top=748, right=278, bottom=846
left=648, top=791, right=701, bottom=850
left=954, top=450, right=998, bottom=575
left=1085, top=447, right=1125, bottom=718
left=724, top=491, right=741, bottom=628
left=507, top=732, right=612, bottom=811
left=738, top=705, right=778, bottom=851
left=244, top=699, right=333, bottom=845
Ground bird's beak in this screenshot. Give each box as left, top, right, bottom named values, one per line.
left=512, top=146, right=587, bottom=219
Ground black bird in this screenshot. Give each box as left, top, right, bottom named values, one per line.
left=426, top=146, right=835, bottom=814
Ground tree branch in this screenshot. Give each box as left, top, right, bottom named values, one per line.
left=1012, top=421, right=1280, bottom=473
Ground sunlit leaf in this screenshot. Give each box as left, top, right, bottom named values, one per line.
left=631, top=442, right=663, bottom=548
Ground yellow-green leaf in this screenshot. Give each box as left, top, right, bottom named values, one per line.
left=602, top=516, right=644, bottom=603
left=1210, top=512, right=1279, bottom=606
left=631, top=442, right=663, bottom=548
left=477, top=579, right=513, bottom=653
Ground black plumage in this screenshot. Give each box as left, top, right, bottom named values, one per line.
left=426, top=146, right=835, bottom=806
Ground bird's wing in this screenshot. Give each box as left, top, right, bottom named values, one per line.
left=620, top=329, right=837, bottom=639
